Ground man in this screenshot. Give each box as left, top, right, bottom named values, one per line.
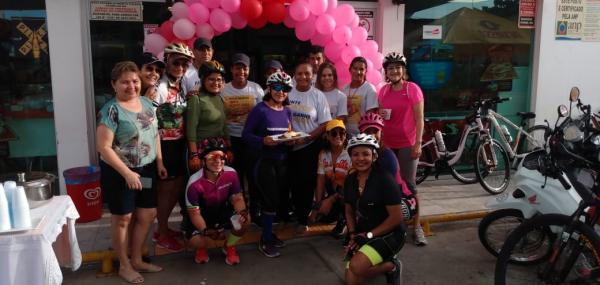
left=184, top=37, right=213, bottom=92
left=263, top=59, right=283, bottom=90
left=308, top=46, right=325, bottom=84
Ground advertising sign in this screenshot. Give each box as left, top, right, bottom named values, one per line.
left=555, top=0, right=600, bottom=41
left=518, top=0, right=536, bottom=29
left=90, top=1, right=143, bottom=22
left=423, top=25, right=442, bottom=39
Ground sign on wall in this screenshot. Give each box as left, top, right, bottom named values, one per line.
left=340, top=1, right=378, bottom=41
left=555, top=0, right=600, bottom=41
left=423, top=25, right=442, bottom=39
left=518, top=0, right=536, bottom=29
left=90, top=1, right=143, bottom=22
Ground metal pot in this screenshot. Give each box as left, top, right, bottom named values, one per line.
left=3, top=172, right=57, bottom=208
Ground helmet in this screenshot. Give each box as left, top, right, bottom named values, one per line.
left=163, top=43, right=194, bottom=59
left=266, top=71, right=293, bottom=91
left=347, top=133, right=379, bottom=153
left=383, top=52, right=407, bottom=69
left=199, top=137, right=227, bottom=159
left=358, top=113, right=384, bottom=133
left=199, top=60, right=226, bottom=79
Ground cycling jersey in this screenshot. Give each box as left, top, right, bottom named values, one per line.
left=185, top=166, right=241, bottom=220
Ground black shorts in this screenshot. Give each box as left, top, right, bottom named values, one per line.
left=100, top=160, right=157, bottom=215
left=401, top=196, right=418, bottom=222
left=347, top=227, right=407, bottom=264
left=182, top=205, right=234, bottom=240
left=161, top=139, right=186, bottom=178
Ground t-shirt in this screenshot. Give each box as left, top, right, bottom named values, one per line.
left=378, top=148, right=412, bottom=197
left=343, top=164, right=403, bottom=233
left=185, top=166, right=241, bottom=219
left=288, top=86, right=332, bottom=150
left=155, top=75, right=187, bottom=141
left=317, top=149, right=352, bottom=190
left=341, top=81, right=379, bottom=135
left=242, top=102, right=292, bottom=160
left=97, top=97, right=158, bottom=168
left=322, top=89, right=348, bottom=119
left=221, top=81, right=265, bottom=137
left=186, top=90, right=228, bottom=143
left=183, top=63, right=199, bottom=93
left=378, top=82, right=424, bottom=148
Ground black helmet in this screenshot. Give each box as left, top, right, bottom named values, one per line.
left=199, top=60, right=226, bottom=79
left=199, top=137, right=227, bottom=159
left=383, top=52, right=407, bottom=69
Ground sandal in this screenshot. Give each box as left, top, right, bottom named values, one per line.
left=133, top=262, right=163, bottom=273
left=119, top=268, right=144, bottom=284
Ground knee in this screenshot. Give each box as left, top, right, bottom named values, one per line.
left=114, top=214, right=132, bottom=228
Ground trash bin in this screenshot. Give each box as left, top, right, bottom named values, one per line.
left=63, top=166, right=102, bottom=223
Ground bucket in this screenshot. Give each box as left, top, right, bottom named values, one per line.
left=63, top=166, right=102, bottom=223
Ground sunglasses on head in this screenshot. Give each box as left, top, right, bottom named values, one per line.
left=329, top=129, right=346, bottom=137
left=271, top=84, right=291, bottom=92
left=205, top=152, right=226, bottom=162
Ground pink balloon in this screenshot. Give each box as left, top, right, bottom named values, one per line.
left=332, top=25, right=351, bottom=45
left=189, top=3, right=210, bottom=23
left=158, top=21, right=176, bottom=42
left=220, top=0, right=240, bottom=13
left=308, top=0, right=328, bottom=16
left=332, top=4, right=355, bottom=26
left=341, top=45, right=361, bottom=65
left=144, top=33, right=168, bottom=55
left=210, top=8, right=232, bottom=32
left=324, top=41, right=344, bottom=62
left=196, top=22, right=215, bottom=39
left=365, top=58, right=374, bottom=73
left=295, top=16, right=316, bottom=41
left=337, top=65, right=351, bottom=85
left=290, top=0, right=310, bottom=22
left=283, top=11, right=297, bottom=28
left=371, top=52, right=383, bottom=70
left=173, top=18, right=196, bottom=40
left=311, top=32, right=331, bottom=47
left=315, top=14, right=336, bottom=35
left=171, top=2, right=190, bottom=20
left=327, top=0, right=338, bottom=13
left=349, top=13, right=359, bottom=28
left=184, top=0, right=202, bottom=4
left=350, top=26, right=367, bottom=46
left=361, top=40, right=379, bottom=55
left=230, top=11, right=248, bottom=29
left=201, top=0, right=221, bottom=9
left=367, top=70, right=382, bottom=85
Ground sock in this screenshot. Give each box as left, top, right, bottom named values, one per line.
left=262, top=214, right=274, bottom=243
left=226, top=232, right=242, bottom=247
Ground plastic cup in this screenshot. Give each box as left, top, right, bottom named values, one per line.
left=230, top=214, right=242, bottom=230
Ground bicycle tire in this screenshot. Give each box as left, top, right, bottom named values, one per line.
left=416, top=146, right=433, bottom=185
left=519, top=125, right=551, bottom=154
left=475, top=139, right=511, bottom=195
left=449, top=130, right=480, bottom=184
left=495, top=214, right=600, bottom=285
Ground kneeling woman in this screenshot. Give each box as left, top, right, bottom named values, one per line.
left=344, top=134, right=406, bottom=285
left=183, top=138, right=250, bottom=265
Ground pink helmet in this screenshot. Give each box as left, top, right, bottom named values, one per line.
left=359, top=112, right=384, bottom=132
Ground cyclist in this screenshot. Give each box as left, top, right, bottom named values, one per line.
left=344, top=134, right=405, bottom=285
left=183, top=138, right=249, bottom=265
left=340, top=57, right=379, bottom=135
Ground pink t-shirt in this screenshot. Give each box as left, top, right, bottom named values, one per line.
left=378, top=82, right=424, bottom=149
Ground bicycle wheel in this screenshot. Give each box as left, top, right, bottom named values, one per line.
left=416, top=146, right=434, bottom=185
left=495, top=214, right=600, bottom=285
left=475, top=139, right=511, bottom=194
left=519, top=125, right=551, bottom=153
left=449, top=130, right=479, bottom=184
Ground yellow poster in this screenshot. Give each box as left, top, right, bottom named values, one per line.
left=223, top=95, right=256, bottom=124
left=347, top=95, right=362, bottom=124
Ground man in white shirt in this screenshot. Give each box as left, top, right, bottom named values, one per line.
left=184, top=38, right=213, bottom=92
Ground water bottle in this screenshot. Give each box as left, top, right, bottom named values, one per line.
left=4, top=181, right=16, bottom=227
left=434, top=130, right=447, bottom=152
left=0, top=184, right=11, bottom=230
left=11, top=186, right=32, bottom=229
left=501, top=125, right=513, bottom=143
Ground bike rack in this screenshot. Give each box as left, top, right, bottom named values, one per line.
left=417, top=210, right=490, bottom=236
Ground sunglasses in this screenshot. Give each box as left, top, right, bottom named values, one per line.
left=271, top=84, right=291, bottom=92
left=171, top=60, right=190, bottom=67
left=329, top=129, right=346, bottom=137
left=144, top=65, right=164, bottom=74
left=205, top=152, right=226, bottom=162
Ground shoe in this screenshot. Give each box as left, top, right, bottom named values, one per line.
left=194, top=248, right=209, bottom=264
left=414, top=227, right=428, bottom=246
left=258, top=237, right=281, bottom=258
left=272, top=233, right=286, bottom=248
left=222, top=246, right=240, bottom=265
left=156, top=235, right=184, bottom=252
left=385, top=258, right=403, bottom=285
left=152, top=229, right=183, bottom=242
left=331, top=220, right=347, bottom=239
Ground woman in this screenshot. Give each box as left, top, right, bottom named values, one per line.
left=243, top=71, right=294, bottom=258
left=153, top=43, right=194, bottom=252
left=344, top=134, right=405, bottom=285
left=97, top=61, right=167, bottom=284
left=134, top=52, right=164, bottom=101
left=316, top=62, right=347, bottom=121
left=186, top=60, right=229, bottom=173
left=288, top=62, right=332, bottom=233
left=377, top=52, right=427, bottom=246
left=308, top=119, right=351, bottom=238
left=341, top=57, right=379, bottom=135
left=183, top=138, right=250, bottom=266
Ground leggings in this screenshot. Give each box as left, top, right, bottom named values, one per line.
left=288, top=141, right=321, bottom=225
left=394, top=146, right=418, bottom=195
left=255, top=158, right=288, bottom=215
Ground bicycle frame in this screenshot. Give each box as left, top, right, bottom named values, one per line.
left=419, top=123, right=480, bottom=168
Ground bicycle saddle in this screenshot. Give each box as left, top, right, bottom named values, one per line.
left=516, top=112, right=536, bottom=120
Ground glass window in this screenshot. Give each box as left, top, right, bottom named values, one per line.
left=0, top=1, right=57, bottom=175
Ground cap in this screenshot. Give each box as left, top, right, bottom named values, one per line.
left=326, top=119, right=346, bottom=132
left=232, top=53, right=250, bottom=67
left=264, top=59, right=283, bottom=71
left=193, top=37, right=212, bottom=50
left=135, top=52, right=165, bottom=69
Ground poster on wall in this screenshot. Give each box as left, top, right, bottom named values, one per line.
left=340, top=1, right=378, bottom=41
left=555, top=0, right=600, bottom=41
left=90, top=0, right=143, bottom=22
left=423, top=25, right=442, bottom=39
left=143, top=24, right=159, bottom=53
left=518, top=0, right=536, bottom=29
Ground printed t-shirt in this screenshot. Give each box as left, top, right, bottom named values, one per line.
left=322, top=89, right=348, bottom=119
left=242, top=102, right=292, bottom=160
left=317, top=150, right=352, bottom=189
left=378, top=82, right=424, bottom=148
left=185, top=166, right=241, bottom=220
left=155, top=75, right=187, bottom=141
left=341, top=82, right=379, bottom=135
left=288, top=86, right=332, bottom=150
left=221, top=81, right=264, bottom=137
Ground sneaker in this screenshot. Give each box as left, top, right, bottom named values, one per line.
left=222, top=246, right=240, bottom=265
left=385, top=258, right=403, bottom=285
left=414, top=227, right=428, bottom=246
left=156, top=235, right=184, bottom=252
left=258, top=237, right=281, bottom=258
left=331, top=220, right=347, bottom=239
left=272, top=233, right=286, bottom=248
left=194, top=248, right=209, bottom=264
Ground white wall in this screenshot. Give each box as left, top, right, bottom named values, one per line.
left=377, top=2, right=404, bottom=55
left=531, top=0, right=600, bottom=125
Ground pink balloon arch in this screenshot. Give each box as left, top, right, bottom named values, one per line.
left=144, top=0, right=384, bottom=88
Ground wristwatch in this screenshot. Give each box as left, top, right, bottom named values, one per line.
left=366, top=232, right=373, bottom=239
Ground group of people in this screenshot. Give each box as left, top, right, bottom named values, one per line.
left=96, top=37, right=426, bottom=285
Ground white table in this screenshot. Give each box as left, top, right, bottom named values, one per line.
left=0, top=196, right=82, bottom=285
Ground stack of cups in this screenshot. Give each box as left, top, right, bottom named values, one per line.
left=11, top=186, right=32, bottom=229
left=0, top=184, right=11, bottom=231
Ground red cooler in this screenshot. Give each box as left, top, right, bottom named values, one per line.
left=64, top=166, right=102, bottom=223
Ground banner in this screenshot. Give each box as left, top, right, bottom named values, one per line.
left=555, top=0, right=600, bottom=41
left=90, top=1, right=143, bottom=22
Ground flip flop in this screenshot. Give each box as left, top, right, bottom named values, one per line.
left=134, top=263, right=163, bottom=273
left=119, top=269, right=144, bottom=284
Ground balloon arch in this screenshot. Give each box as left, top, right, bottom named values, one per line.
left=144, top=0, right=384, bottom=89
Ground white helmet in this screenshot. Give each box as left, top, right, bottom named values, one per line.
left=347, top=133, right=380, bottom=153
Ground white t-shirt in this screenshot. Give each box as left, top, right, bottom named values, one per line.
left=288, top=86, right=332, bottom=150
left=322, top=89, right=348, bottom=119
left=221, top=81, right=265, bottom=137
left=341, top=81, right=379, bottom=135
left=183, top=63, right=200, bottom=92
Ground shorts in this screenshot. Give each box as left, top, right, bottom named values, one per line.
left=161, top=139, right=187, bottom=178
left=346, top=227, right=406, bottom=266
left=100, top=160, right=157, bottom=215
left=400, top=196, right=418, bottom=222
left=182, top=205, right=234, bottom=240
